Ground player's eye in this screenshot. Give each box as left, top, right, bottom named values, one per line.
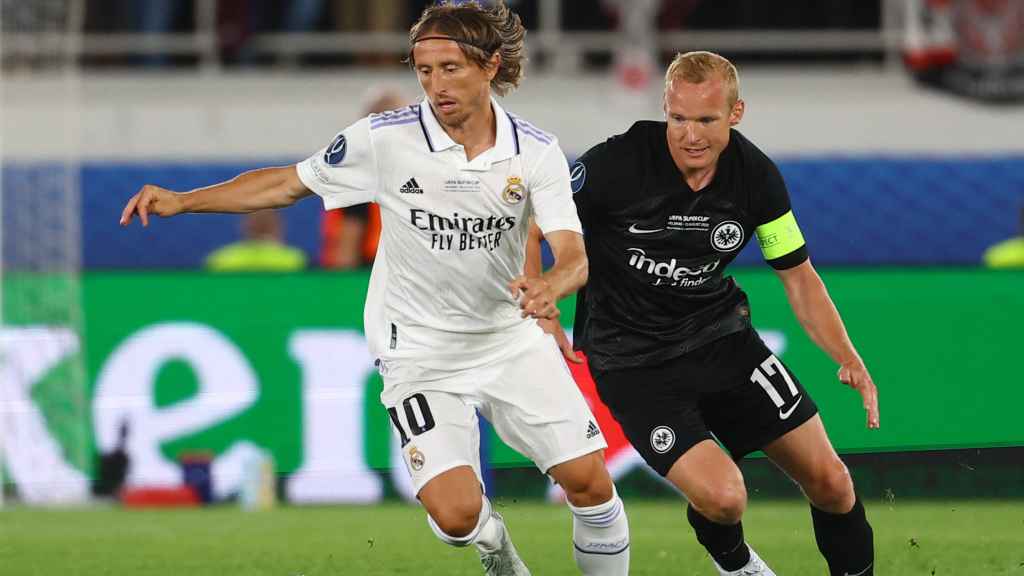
left=444, top=65, right=459, bottom=73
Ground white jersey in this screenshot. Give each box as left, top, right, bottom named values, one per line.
left=297, top=97, right=582, bottom=372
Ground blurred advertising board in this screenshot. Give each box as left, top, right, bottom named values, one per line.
left=3, top=269, right=1022, bottom=503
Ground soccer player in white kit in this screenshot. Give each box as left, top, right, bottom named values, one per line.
left=118, top=2, right=630, bottom=575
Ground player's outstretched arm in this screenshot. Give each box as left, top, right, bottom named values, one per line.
left=776, top=259, right=880, bottom=429
left=119, top=166, right=312, bottom=227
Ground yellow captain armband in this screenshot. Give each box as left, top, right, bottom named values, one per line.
left=755, top=210, right=805, bottom=261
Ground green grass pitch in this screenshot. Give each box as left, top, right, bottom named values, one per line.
left=2, top=499, right=1022, bottom=575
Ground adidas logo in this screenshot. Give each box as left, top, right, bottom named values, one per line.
left=586, top=420, right=601, bottom=439
left=399, top=178, right=424, bottom=194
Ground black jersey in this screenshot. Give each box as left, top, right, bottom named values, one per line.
left=572, top=121, right=808, bottom=372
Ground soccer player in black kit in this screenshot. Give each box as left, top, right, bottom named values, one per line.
left=558, top=52, right=880, bottom=575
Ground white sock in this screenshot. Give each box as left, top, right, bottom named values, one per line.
left=427, top=495, right=497, bottom=548
left=473, top=498, right=506, bottom=554
left=568, top=488, right=630, bottom=575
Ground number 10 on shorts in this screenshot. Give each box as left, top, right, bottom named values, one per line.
left=387, top=393, right=436, bottom=447
left=750, top=354, right=802, bottom=419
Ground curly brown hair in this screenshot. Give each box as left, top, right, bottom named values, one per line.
left=407, top=1, right=526, bottom=96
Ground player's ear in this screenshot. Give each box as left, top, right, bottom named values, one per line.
left=729, top=99, right=745, bottom=126
left=485, top=52, right=501, bottom=82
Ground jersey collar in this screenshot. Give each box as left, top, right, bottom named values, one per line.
left=418, top=95, right=520, bottom=165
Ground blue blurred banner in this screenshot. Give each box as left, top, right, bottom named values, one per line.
left=4, top=156, right=1022, bottom=269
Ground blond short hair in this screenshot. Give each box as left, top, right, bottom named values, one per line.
left=664, top=51, right=740, bottom=107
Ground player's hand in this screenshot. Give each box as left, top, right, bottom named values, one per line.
left=838, top=359, right=879, bottom=429
left=119, top=185, right=184, bottom=227
left=537, top=317, right=582, bottom=364
left=508, top=275, right=560, bottom=320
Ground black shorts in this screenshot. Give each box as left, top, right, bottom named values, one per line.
left=592, top=327, right=818, bottom=476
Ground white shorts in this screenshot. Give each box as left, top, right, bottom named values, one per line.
left=381, top=334, right=607, bottom=494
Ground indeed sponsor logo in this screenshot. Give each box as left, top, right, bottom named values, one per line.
left=626, top=248, right=719, bottom=288
left=410, top=208, right=516, bottom=233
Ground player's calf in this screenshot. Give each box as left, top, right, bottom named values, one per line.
left=810, top=496, right=874, bottom=576
left=567, top=486, right=630, bottom=575
left=426, top=496, right=531, bottom=576
left=427, top=494, right=492, bottom=547
left=550, top=454, right=630, bottom=575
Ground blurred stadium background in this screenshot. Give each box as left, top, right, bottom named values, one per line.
left=1, top=0, right=1023, bottom=574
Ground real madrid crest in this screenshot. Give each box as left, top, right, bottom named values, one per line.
left=502, top=176, right=526, bottom=205
left=408, top=447, right=426, bottom=471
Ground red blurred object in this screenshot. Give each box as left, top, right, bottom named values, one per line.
left=567, top=352, right=632, bottom=463
left=120, top=486, right=201, bottom=508
left=320, top=205, right=381, bottom=268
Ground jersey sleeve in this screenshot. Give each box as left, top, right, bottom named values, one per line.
left=528, top=140, right=583, bottom=236
left=568, top=143, right=606, bottom=229
left=753, top=158, right=808, bottom=270
left=296, top=117, right=378, bottom=210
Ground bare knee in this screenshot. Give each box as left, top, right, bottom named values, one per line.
left=552, top=454, right=614, bottom=507
left=692, top=482, right=747, bottom=524
left=803, top=459, right=854, bottom=513
left=428, top=500, right=482, bottom=538
left=563, top=474, right=614, bottom=508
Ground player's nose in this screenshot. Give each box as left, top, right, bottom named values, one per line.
left=683, top=123, right=699, bottom=142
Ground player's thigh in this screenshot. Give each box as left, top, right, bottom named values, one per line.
left=478, top=335, right=606, bottom=474
left=701, top=328, right=819, bottom=459
left=592, top=360, right=714, bottom=478
left=762, top=414, right=853, bottom=506
left=665, top=439, right=746, bottom=513
left=385, top=389, right=483, bottom=497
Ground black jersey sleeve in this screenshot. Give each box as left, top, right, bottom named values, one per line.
left=568, top=143, right=609, bottom=228
left=753, top=156, right=808, bottom=270
left=568, top=144, right=603, bottom=351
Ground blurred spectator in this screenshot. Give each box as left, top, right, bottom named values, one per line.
left=603, top=0, right=662, bottom=90
left=321, top=88, right=409, bottom=269
left=330, top=0, right=403, bottom=30
left=982, top=207, right=1024, bottom=268
left=329, top=0, right=406, bottom=64
left=206, top=210, right=307, bottom=272
left=903, top=0, right=1024, bottom=104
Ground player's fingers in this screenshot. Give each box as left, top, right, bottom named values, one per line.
left=520, top=297, right=537, bottom=318
left=859, top=380, right=879, bottom=429
left=120, top=194, right=139, bottom=226
left=558, top=335, right=583, bottom=364
left=532, top=297, right=557, bottom=315
left=138, top=194, right=151, bottom=227
left=866, top=384, right=880, bottom=429
left=564, top=347, right=583, bottom=364
left=837, top=366, right=852, bottom=386
left=520, top=296, right=551, bottom=318
left=508, top=276, right=529, bottom=297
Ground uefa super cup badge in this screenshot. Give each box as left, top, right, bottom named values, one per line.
left=502, top=176, right=526, bottom=205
